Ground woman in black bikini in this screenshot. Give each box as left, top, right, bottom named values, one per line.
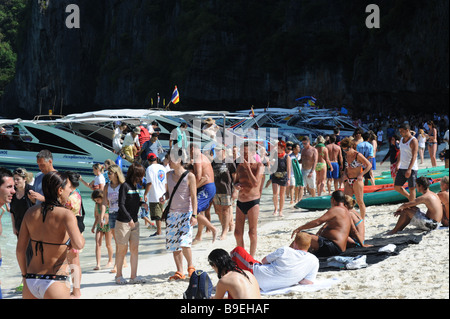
left=340, top=137, right=372, bottom=220
left=16, top=171, right=85, bottom=299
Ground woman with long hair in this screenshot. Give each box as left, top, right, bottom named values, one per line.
left=101, top=164, right=127, bottom=273
left=314, top=136, right=332, bottom=196
left=417, top=129, right=427, bottom=165
left=340, top=137, right=372, bottom=219
left=208, top=248, right=260, bottom=299
left=271, top=140, right=291, bottom=217
left=16, top=171, right=85, bottom=299
left=114, top=163, right=147, bottom=285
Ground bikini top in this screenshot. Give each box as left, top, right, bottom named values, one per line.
left=30, top=202, right=71, bottom=264
left=346, top=152, right=364, bottom=169
left=30, top=238, right=71, bottom=264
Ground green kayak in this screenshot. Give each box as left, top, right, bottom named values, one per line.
left=295, top=181, right=444, bottom=211
left=373, top=169, right=448, bottom=185
left=380, top=165, right=446, bottom=176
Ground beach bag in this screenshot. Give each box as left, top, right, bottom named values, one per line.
left=162, top=171, right=189, bottom=221
left=183, top=270, right=213, bottom=299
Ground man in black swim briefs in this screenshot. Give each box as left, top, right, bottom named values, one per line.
left=234, top=142, right=265, bottom=257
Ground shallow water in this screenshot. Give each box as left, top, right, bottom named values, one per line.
left=0, top=173, right=171, bottom=297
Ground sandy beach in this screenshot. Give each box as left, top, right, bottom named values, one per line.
left=2, top=157, right=448, bottom=300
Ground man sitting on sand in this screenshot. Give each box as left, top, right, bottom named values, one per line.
left=291, top=190, right=368, bottom=257
left=438, top=176, right=449, bottom=227
left=388, top=176, right=443, bottom=235
left=230, top=232, right=319, bottom=292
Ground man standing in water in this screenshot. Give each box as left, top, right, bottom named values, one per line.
left=189, top=143, right=217, bottom=243
left=234, top=141, right=265, bottom=257
left=28, top=150, right=57, bottom=204
left=0, top=168, right=16, bottom=299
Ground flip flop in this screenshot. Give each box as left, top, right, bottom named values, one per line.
left=188, top=266, right=196, bottom=278
left=169, top=271, right=186, bottom=281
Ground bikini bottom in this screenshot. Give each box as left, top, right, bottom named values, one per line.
left=25, top=274, right=69, bottom=299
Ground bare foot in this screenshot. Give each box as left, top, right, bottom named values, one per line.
left=272, top=210, right=278, bottom=216
left=93, top=266, right=101, bottom=271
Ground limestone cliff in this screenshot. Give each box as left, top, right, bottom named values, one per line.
left=1, top=0, right=448, bottom=118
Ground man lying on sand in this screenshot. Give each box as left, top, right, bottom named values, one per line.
left=388, top=176, right=443, bottom=235
left=291, top=190, right=369, bottom=257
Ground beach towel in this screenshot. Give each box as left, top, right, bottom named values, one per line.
left=318, top=234, right=424, bottom=272
left=260, top=278, right=341, bottom=296
left=291, top=158, right=304, bottom=187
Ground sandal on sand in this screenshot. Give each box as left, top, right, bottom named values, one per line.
left=188, top=267, right=196, bottom=278
left=129, top=276, right=146, bottom=284
left=115, top=276, right=128, bottom=285
left=169, top=271, right=186, bottom=281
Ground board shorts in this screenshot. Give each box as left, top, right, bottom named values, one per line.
left=313, top=236, right=343, bottom=258
left=197, top=183, right=216, bottom=213
left=149, top=202, right=164, bottom=221
left=410, top=208, right=440, bottom=231
left=213, top=194, right=233, bottom=206
left=394, top=169, right=418, bottom=188
left=301, top=169, right=316, bottom=189
left=166, top=211, right=193, bottom=252
left=327, top=162, right=340, bottom=179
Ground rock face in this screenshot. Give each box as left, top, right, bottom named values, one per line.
left=1, top=0, right=448, bottom=118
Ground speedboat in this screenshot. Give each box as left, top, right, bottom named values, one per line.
left=0, top=119, right=128, bottom=174
left=35, top=109, right=224, bottom=154
left=287, top=115, right=365, bottom=138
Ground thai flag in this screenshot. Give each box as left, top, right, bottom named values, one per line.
left=171, top=86, right=180, bottom=104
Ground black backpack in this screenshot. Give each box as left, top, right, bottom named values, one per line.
left=183, top=270, right=213, bottom=299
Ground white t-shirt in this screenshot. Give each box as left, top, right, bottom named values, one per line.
left=123, top=133, right=139, bottom=147
left=145, top=164, right=167, bottom=203
left=253, top=246, right=319, bottom=292
left=94, top=174, right=106, bottom=187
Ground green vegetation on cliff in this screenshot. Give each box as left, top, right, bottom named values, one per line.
left=0, top=0, right=27, bottom=97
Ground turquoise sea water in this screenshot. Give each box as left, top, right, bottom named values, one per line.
left=0, top=178, right=97, bottom=293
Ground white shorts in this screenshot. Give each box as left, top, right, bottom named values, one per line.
left=410, top=209, right=440, bottom=231
left=301, top=169, right=316, bottom=189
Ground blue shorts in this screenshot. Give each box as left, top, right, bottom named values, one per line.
left=197, top=183, right=216, bottom=213
left=371, top=158, right=376, bottom=170
left=327, top=162, right=340, bottom=179
left=108, top=211, right=118, bottom=229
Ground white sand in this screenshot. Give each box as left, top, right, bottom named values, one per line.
left=3, top=157, right=449, bottom=299
left=79, top=158, right=448, bottom=300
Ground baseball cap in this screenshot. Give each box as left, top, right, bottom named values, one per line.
left=147, top=153, right=158, bottom=161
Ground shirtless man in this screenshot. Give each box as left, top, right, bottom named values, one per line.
left=291, top=190, right=368, bottom=257
left=388, top=176, right=443, bottom=235
left=189, top=143, right=217, bottom=243
left=438, top=176, right=449, bottom=227
left=326, top=134, right=343, bottom=194
left=300, top=136, right=318, bottom=197
left=0, top=168, right=15, bottom=299
left=234, top=141, right=265, bottom=257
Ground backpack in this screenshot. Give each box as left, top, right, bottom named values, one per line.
left=183, top=270, right=213, bottom=299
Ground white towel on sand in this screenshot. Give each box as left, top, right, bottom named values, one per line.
left=260, top=277, right=341, bottom=295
